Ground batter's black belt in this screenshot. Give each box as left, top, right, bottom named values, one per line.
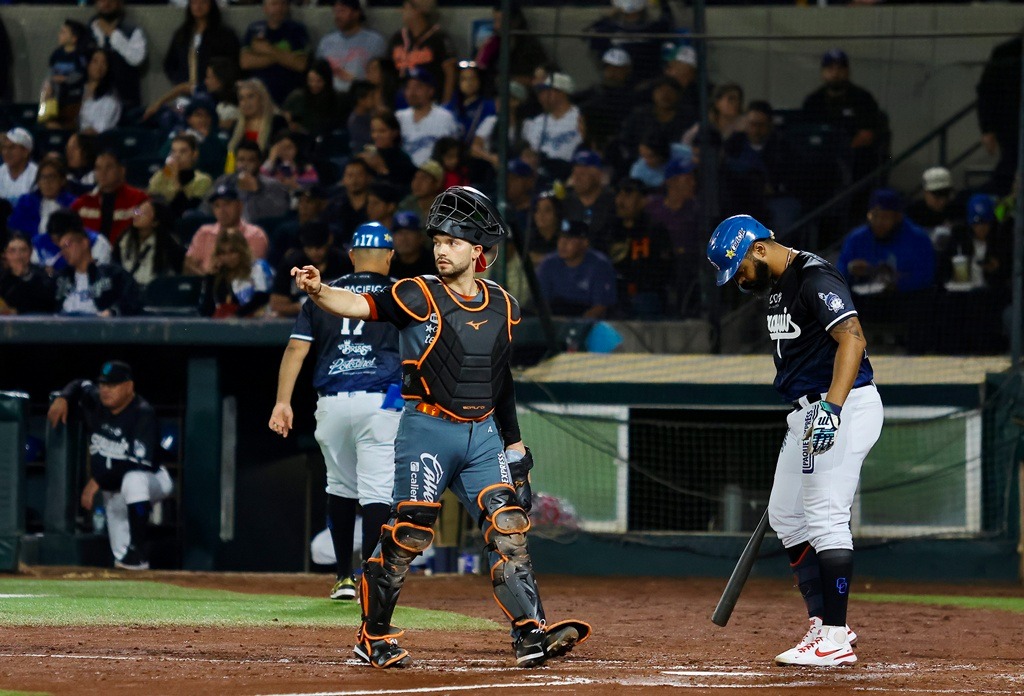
left=790, top=382, right=875, bottom=411
left=318, top=387, right=390, bottom=397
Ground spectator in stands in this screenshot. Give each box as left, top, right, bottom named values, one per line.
left=185, top=182, right=269, bottom=275
left=366, top=56, right=401, bottom=111
left=938, top=193, right=1009, bottom=291
left=65, top=133, right=98, bottom=196
left=645, top=158, right=701, bottom=317
left=608, top=177, right=671, bottom=318
left=398, top=159, right=444, bottom=224
left=433, top=137, right=470, bottom=189
left=526, top=189, right=564, bottom=266
left=388, top=210, right=434, bottom=279
left=470, top=81, right=527, bottom=174
left=522, top=73, right=582, bottom=180
left=163, top=0, right=240, bottom=98
left=317, top=0, right=385, bottom=94
left=358, top=111, right=417, bottom=192
left=396, top=68, right=459, bottom=167
left=474, top=0, right=547, bottom=89
left=564, top=150, right=615, bottom=253
left=366, top=180, right=403, bottom=229
left=683, top=82, right=745, bottom=155
left=269, top=221, right=351, bottom=317
left=577, top=48, right=635, bottom=159
left=147, top=133, right=213, bottom=219
left=388, top=0, right=457, bottom=104
left=630, top=131, right=685, bottom=189
left=905, top=166, right=958, bottom=241
left=802, top=49, right=886, bottom=187
left=347, top=80, right=378, bottom=153
left=71, top=148, right=148, bottom=245
left=619, top=78, right=688, bottom=165
left=537, top=219, right=617, bottom=319
left=837, top=187, right=936, bottom=295
left=240, top=0, right=310, bottom=107
left=586, top=0, right=675, bottom=84
left=31, top=204, right=113, bottom=274
left=0, top=129, right=39, bottom=204
left=207, top=141, right=291, bottom=222
left=323, top=158, right=371, bottom=244
left=227, top=79, right=288, bottom=155
left=8, top=158, right=77, bottom=240
left=656, top=45, right=700, bottom=128
left=43, top=19, right=91, bottom=130
left=506, top=158, right=537, bottom=237
left=283, top=59, right=345, bottom=137
left=79, top=49, right=122, bottom=135
left=260, top=130, right=318, bottom=192
left=447, top=61, right=495, bottom=147
left=88, top=0, right=147, bottom=110
left=270, top=183, right=331, bottom=263
left=114, top=198, right=185, bottom=288
left=200, top=229, right=273, bottom=318
left=155, top=96, right=228, bottom=177
left=976, top=35, right=1021, bottom=196
left=0, top=17, right=12, bottom=104
left=204, top=57, right=241, bottom=132
left=53, top=208, right=140, bottom=316
left=0, top=233, right=54, bottom=315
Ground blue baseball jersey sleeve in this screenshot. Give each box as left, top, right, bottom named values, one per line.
left=290, top=271, right=401, bottom=394
left=768, top=252, right=874, bottom=402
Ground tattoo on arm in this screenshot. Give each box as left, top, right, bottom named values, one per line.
left=830, top=317, right=865, bottom=341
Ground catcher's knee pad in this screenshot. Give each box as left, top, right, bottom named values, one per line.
left=477, top=484, right=541, bottom=628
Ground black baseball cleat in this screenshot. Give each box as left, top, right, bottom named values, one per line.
left=354, top=629, right=411, bottom=669
left=542, top=620, right=592, bottom=660
left=114, top=546, right=149, bottom=571
left=514, top=628, right=548, bottom=667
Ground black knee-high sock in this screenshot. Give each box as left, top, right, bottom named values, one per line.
left=328, top=495, right=358, bottom=578
left=360, top=503, right=391, bottom=562
left=786, top=541, right=824, bottom=619
left=817, top=548, right=854, bottom=627
left=127, top=501, right=151, bottom=552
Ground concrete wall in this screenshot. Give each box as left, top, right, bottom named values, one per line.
left=1, top=3, right=1022, bottom=190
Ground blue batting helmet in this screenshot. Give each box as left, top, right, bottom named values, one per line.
left=351, top=222, right=394, bottom=249
left=706, top=214, right=773, bottom=286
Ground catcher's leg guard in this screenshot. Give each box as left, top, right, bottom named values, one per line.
left=477, top=484, right=544, bottom=631
left=359, top=500, right=441, bottom=641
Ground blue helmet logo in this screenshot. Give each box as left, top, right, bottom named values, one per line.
left=706, top=215, right=772, bottom=285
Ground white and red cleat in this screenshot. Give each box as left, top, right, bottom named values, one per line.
left=775, top=623, right=857, bottom=666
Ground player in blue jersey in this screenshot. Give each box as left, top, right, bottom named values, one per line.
left=269, top=222, right=403, bottom=601
left=707, top=215, right=884, bottom=667
left=291, top=186, right=590, bottom=670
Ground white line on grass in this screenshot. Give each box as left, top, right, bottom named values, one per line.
left=0, top=594, right=49, bottom=598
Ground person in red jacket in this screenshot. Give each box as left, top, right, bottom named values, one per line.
left=71, top=148, right=148, bottom=245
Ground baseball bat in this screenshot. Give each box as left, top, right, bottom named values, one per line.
left=711, top=508, right=771, bottom=627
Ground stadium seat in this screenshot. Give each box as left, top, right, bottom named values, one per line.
left=320, top=129, right=351, bottom=159
left=174, top=214, right=214, bottom=245
left=115, top=127, right=165, bottom=159
left=252, top=214, right=295, bottom=241
left=2, top=102, right=40, bottom=129
left=32, top=128, right=71, bottom=159
left=126, top=155, right=163, bottom=188
left=142, top=275, right=203, bottom=316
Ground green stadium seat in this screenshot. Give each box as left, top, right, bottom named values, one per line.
left=142, top=275, right=203, bottom=316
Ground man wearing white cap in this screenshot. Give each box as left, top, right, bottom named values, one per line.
left=0, top=128, right=38, bottom=203
left=586, top=0, right=674, bottom=83
left=522, top=73, right=582, bottom=178
left=577, top=49, right=634, bottom=153
left=906, top=165, right=957, bottom=236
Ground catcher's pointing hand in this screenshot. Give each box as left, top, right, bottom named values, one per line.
left=291, top=265, right=322, bottom=296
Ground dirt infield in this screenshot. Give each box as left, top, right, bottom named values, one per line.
left=1, top=567, right=1022, bottom=695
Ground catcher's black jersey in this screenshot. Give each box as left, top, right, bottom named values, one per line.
left=767, top=252, right=873, bottom=401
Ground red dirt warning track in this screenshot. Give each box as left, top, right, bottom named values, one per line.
left=0, top=568, right=1022, bottom=695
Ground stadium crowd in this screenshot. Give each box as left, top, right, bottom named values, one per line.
left=0, top=0, right=1017, bottom=352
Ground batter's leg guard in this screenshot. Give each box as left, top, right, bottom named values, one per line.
left=356, top=500, right=440, bottom=666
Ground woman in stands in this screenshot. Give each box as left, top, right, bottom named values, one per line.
left=358, top=111, right=416, bottom=191
left=79, top=48, right=122, bottom=134
left=446, top=60, right=495, bottom=147
left=260, top=130, right=318, bottom=192
left=65, top=132, right=98, bottom=194
left=200, top=230, right=273, bottom=319
left=204, top=57, right=240, bottom=132
left=526, top=189, right=565, bottom=266
left=163, top=0, right=239, bottom=93
left=227, top=79, right=287, bottom=156
left=682, top=82, right=746, bottom=159
left=283, top=59, right=345, bottom=138
left=114, top=198, right=185, bottom=288
left=7, top=156, right=77, bottom=240
left=365, top=56, right=400, bottom=111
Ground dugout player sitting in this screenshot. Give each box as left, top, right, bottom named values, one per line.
left=47, top=361, right=174, bottom=570
left=270, top=222, right=402, bottom=601
left=291, top=186, right=591, bottom=669
left=708, top=215, right=883, bottom=667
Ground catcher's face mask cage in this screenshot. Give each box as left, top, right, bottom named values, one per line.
left=425, top=186, right=509, bottom=250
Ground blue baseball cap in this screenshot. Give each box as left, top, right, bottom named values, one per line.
left=351, top=222, right=394, bottom=249
left=821, top=49, right=849, bottom=68
left=664, top=158, right=695, bottom=179
left=572, top=150, right=603, bottom=168
left=393, top=210, right=421, bottom=231
left=508, top=158, right=535, bottom=178
left=967, top=193, right=996, bottom=224
left=405, top=66, right=436, bottom=89
left=868, top=187, right=903, bottom=212
left=706, top=214, right=772, bottom=286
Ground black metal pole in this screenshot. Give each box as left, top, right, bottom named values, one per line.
left=1012, top=33, right=1024, bottom=370
left=693, top=0, right=718, bottom=352
left=495, top=0, right=511, bottom=287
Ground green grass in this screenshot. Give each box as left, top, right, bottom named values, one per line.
left=860, top=593, right=1024, bottom=613
left=0, top=579, right=500, bottom=630
left=0, top=691, right=51, bottom=696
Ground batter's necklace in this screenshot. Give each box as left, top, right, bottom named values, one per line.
left=784, top=248, right=794, bottom=270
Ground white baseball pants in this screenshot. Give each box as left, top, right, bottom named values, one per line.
left=102, top=466, right=174, bottom=561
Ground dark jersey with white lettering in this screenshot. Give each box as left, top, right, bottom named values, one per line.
left=60, top=380, right=158, bottom=491
left=290, top=271, right=401, bottom=394
left=766, top=252, right=874, bottom=402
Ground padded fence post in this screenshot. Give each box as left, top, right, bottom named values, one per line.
left=44, top=391, right=82, bottom=535
left=0, top=391, right=29, bottom=571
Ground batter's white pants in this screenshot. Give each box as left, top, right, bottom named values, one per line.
left=102, top=466, right=174, bottom=561
left=314, top=392, right=400, bottom=506
left=768, top=384, right=883, bottom=552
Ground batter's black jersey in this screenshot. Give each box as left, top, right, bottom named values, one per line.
left=60, top=380, right=158, bottom=491
left=767, top=252, right=874, bottom=402
left=290, top=271, right=402, bottom=394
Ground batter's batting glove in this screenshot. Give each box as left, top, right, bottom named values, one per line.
left=803, top=401, right=842, bottom=455
left=507, top=447, right=535, bottom=513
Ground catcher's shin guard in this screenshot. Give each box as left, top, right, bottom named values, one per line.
left=477, top=484, right=544, bottom=630
left=360, top=501, right=441, bottom=637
